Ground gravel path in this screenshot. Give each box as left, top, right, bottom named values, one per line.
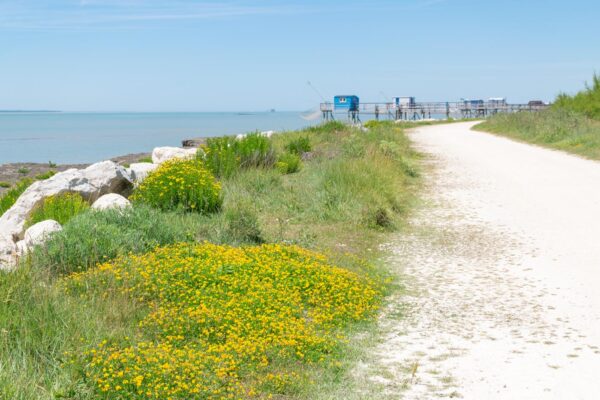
left=354, top=121, right=600, bottom=399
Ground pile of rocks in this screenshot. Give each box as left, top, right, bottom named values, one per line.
left=0, top=146, right=197, bottom=271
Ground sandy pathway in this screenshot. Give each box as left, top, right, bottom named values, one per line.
left=354, top=121, right=600, bottom=399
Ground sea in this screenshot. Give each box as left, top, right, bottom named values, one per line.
left=0, top=111, right=319, bottom=164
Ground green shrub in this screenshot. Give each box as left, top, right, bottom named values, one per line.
left=137, top=156, right=152, bottom=163
left=237, top=132, right=276, bottom=168
left=276, top=152, right=302, bottom=174
left=203, top=132, right=277, bottom=178
left=131, top=158, right=222, bottom=213
left=48, top=161, right=57, bottom=168
left=26, top=192, right=90, bottom=227
left=554, top=73, right=600, bottom=119
left=17, top=167, right=30, bottom=175
left=28, top=205, right=206, bottom=275
left=35, top=170, right=56, bottom=180
left=0, top=181, right=10, bottom=188
left=284, top=136, right=312, bottom=155
left=202, top=136, right=239, bottom=178
left=223, top=203, right=264, bottom=244
left=0, top=178, right=33, bottom=217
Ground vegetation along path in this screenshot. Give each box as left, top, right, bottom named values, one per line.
left=356, top=121, right=600, bottom=399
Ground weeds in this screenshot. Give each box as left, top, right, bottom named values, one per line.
left=475, top=108, right=600, bottom=159
left=26, top=192, right=90, bottom=227
left=284, top=136, right=312, bottom=155
left=276, top=152, right=302, bottom=174
left=0, top=178, right=33, bottom=217
left=35, top=170, right=56, bottom=180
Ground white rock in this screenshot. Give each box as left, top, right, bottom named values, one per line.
left=0, top=160, right=131, bottom=244
left=127, top=162, right=158, bottom=183
left=24, top=220, right=62, bottom=248
left=92, top=193, right=131, bottom=211
left=236, top=134, right=246, bottom=140
left=151, top=147, right=197, bottom=164
left=0, top=233, right=16, bottom=271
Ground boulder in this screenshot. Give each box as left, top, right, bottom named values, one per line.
left=0, top=160, right=132, bottom=242
left=127, top=162, right=158, bottom=183
left=0, top=233, right=16, bottom=271
left=151, top=147, right=197, bottom=164
left=24, top=220, right=62, bottom=248
left=92, top=193, right=131, bottom=211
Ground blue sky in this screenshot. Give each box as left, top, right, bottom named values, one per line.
left=0, top=0, right=598, bottom=111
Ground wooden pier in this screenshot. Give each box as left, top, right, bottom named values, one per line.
left=319, top=101, right=549, bottom=121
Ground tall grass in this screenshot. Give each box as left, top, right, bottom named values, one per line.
left=554, top=73, right=600, bottom=119
left=475, top=108, right=600, bottom=159
left=476, top=74, right=600, bottom=159
left=203, top=132, right=276, bottom=178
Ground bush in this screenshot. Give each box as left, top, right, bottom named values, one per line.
left=276, top=152, right=302, bottom=174
left=554, top=73, right=600, bottom=119
left=237, top=132, right=277, bottom=168
left=29, top=205, right=205, bottom=275
left=284, top=136, right=311, bottom=155
left=0, top=181, right=10, bottom=188
left=0, top=178, right=33, bottom=217
left=203, top=132, right=277, bottom=178
left=202, top=136, right=239, bottom=178
left=222, top=203, right=264, bottom=244
left=130, top=158, right=222, bottom=213
left=65, top=243, right=381, bottom=399
left=26, top=192, right=89, bottom=227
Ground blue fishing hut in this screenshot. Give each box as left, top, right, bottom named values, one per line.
left=334, top=95, right=359, bottom=112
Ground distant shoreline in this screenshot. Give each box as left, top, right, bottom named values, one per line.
left=0, top=110, right=61, bottom=113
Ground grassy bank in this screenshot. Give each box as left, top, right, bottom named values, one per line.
left=0, top=121, right=421, bottom=399
left=474, top=109, right=600, bottom=159
left=475, top=75, right=600, bottom=160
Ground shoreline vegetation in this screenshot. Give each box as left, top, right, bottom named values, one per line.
left=475, top=74, right=600, bottom=160
left=0, top=120, right=423, bottom=399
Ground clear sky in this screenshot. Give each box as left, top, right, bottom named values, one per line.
left=1, top=0, right=598, bottom=112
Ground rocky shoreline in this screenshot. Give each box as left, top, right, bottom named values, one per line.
left=0, top=145, right=201, bottom=270
left=0, top=152, right=150, bottom=196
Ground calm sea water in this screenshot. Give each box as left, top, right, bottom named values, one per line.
left=0, top=112, right=318, bottom=164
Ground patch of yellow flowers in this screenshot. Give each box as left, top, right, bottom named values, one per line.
left=130, top=157, right=222, bottom=213
left=65, top=243, right=381, bottom=399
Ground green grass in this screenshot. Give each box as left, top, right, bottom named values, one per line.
left=203, top=132, right=277, bottom=178
left=26, top=192, right=90, bottom=228
left=35, top=170, right=56, bottom=180
left=475, top=74, right=600, bottom=159
left=0, top=178, right=34, bottom=217
left=554, top=73, right=600, bottom=119
left=475, top=108, right=600, bottom=160
left=276, top=152, right=302, bottom=174
left=0, top=182, right=10, bottom=188
left=1, top=121, right=421, bottom=399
